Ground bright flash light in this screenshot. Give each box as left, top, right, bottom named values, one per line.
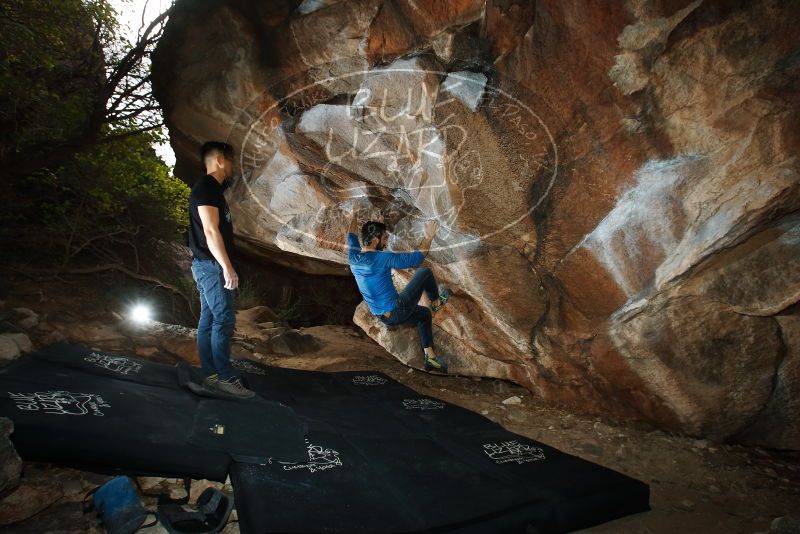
left=130, top=304, right=152, bottom=324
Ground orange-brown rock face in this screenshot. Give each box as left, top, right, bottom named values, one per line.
left=152, top=0, right=800, bottom=448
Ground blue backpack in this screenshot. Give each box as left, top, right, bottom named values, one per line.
left=84, top=476, right=154, bottom=534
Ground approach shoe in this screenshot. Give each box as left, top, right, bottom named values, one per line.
left=431, top=288, right=450, bottom=313
left=215, top=377, right=255, bottom=399
left=200, top=373, right=219, bottom=392
left=424, top=352, right=448, bottom=373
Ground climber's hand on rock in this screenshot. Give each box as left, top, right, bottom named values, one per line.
left=424, top=221, right=439, bottom=239
left=346, top=202, right=361, bottom=236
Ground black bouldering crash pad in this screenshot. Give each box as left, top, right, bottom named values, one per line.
left=0, top=345, right=649, bottom=532
left=0, top=345, right=307, bottom=481
left=227, top=361, right=651, bottom=533
left=188, top=398, right=308, bottom=464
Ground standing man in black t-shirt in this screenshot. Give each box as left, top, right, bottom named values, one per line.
left=188, top=141, right=254, bottom=399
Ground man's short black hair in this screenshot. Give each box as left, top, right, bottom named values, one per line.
left=200, top=141, right=234, bottom=162
left=361, top=221, right=387, bottom=245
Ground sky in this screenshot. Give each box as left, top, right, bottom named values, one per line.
left=110, top=0, right=177, bottom=168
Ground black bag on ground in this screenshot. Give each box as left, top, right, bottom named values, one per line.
left=156, top=487, right=234, bottom=534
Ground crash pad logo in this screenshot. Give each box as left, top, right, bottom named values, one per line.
left=231, top=359, right=266, bottom=376
left=352, top=375, right=387, bottom=386
left=403, top=398, right=445, bottom=410
left=8, top=391, right=110, bottom=416
left=483, top=440, right=545, bottom=465
left=84, top=352, right=142, bottom=376
left=277, top=441, right=342, bottom=474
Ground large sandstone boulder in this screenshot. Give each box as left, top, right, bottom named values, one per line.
left=152, top=0, right=800, bottom=448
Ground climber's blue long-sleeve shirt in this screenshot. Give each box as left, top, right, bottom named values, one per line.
left=347, top=232, right=424, bottom=315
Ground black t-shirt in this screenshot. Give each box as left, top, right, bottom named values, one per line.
left=188, top=175, right=234, bottom=262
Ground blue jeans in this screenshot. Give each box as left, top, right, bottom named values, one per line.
left=379, top=267, right=438, bottom=349
left=191, top=258, right=236, bottom=380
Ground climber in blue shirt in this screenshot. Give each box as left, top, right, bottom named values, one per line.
left=345, top=209, right=450, bottom=372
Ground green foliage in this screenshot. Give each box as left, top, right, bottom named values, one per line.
left=75, top=129, right=189, bottom=238
left=2, top=129, right=189, bottom=268
left=0, top=0, right=190, bottom=322
left=0, top=0, right=116, bottom=164
left=1, top=0, right=169, bottom=178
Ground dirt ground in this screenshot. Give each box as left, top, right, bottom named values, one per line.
left=1, top=276, right=799, bottom=533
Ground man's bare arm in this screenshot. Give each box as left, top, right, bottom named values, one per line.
left=198, top=205, right=238, bottom=289
left=341, top=209, right=359, bottom=252
left=348, top=209, right=359, bottom=235
left=417, top=221, right=438, bottom=257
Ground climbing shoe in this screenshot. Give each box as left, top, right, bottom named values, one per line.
left=431, top=288, right=450, bottom=313
left=215, top=377, right=255, bottom=399
left=424, top=352, right=448, bottom=373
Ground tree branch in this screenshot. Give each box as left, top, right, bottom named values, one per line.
left=105, top=9, right=170, bottom=95
left=98, top=122, right=164, bottom=144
